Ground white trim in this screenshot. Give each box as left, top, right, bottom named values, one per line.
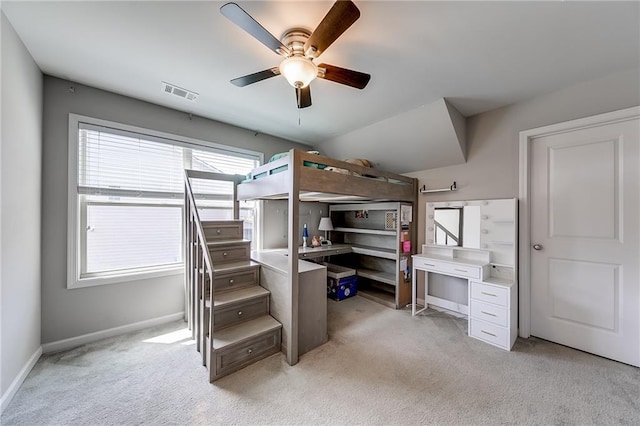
left=518, top=106, right=640, bottom=339
left=72, top=266, right=183, bottom=289
left=0, top=346, right=42, bottom=414
left=41, top=312, right=185, bottom=354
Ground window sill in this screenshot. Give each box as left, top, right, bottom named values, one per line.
left=68, top=265, right=183, bottom=289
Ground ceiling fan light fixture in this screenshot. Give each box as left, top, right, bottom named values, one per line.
left=279, top=56, right=318, bottom=88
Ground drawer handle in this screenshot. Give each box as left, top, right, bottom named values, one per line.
left=424, top=263, right=435, bottom=267
left=480, top=291, right=497, bottom=297
left=223, top=252, right=228, bottom=256
left=229, top=279, right=234, bottom=284
left=481, top=330, right=497, bottom=337
left=247, top=348, right=253, bottom=354
left=480, top=311, right=497, bottom=317
left=216, top=229, right=221, bottom=234
left=237, top=311, right=243, bottom=316
left=454, top=268, right=468, bottom=273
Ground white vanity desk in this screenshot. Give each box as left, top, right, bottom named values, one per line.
left=412, top=198, right=519, bottom=351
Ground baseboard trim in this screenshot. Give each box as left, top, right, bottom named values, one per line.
left=41, top=312, right=185, bottom=354
left=1, top=346, right=42, bottom=415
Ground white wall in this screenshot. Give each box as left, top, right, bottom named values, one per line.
left=406, top=67, right=640, bottom=300
left=40, top=76, right=311, bottom=345
left=1, top=11, right=43, bottom=408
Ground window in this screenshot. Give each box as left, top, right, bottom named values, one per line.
left=67, top=114, right=261, bottom=288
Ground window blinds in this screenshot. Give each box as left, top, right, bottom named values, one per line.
left=76, top=122, right=259, bottom=277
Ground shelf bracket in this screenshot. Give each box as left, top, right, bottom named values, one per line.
left=419, top=181, right=457, bottom=194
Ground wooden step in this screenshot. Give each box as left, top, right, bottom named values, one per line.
left=213, top=260, right=260, bottom=274
left=213, top=286, right=269, bottom=308
left=213, top=315, right=281, bottom=351
left=205, top=285, right=269, bottom=308
left=209, top=315, right=282, bottom=381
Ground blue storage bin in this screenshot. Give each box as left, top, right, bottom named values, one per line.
left=325, top=263, right=357, bottom=301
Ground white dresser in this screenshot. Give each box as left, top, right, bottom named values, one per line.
left=413, top=198, right=518, bottom=351
left=468, top=278, right=517, bottom=350
left=412, top=247, right=517, bottom=350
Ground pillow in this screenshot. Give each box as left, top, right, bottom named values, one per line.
left=268, top=151, right=326, bottom=169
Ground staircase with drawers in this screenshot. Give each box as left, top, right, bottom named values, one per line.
left=184, top=171, right=281, bottom=382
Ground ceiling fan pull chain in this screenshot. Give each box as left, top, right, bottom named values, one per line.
left=298, top=109, right=301, bottom=126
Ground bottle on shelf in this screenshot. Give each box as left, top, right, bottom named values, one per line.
left=302, top=224, right=309, bottom=248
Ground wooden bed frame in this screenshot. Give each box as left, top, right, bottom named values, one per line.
left=238, top=149, right=416, bottom=202
left=237, top=149, right=418, bottom=366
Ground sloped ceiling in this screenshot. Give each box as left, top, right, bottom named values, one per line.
left=320, top=98, right=466, bottom=173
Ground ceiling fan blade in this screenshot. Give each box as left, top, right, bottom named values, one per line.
left=304, top=0, right=360, bottom=59
left=220, top=2, right=290, bottom=56
left=317, top=64, right=370, bottom=89
left=231, top=67, right=280, bottom=87
left=296, top=86, right=312, bottom=109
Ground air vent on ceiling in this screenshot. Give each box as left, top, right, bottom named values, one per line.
left=161, top=81, right=198, bottom=101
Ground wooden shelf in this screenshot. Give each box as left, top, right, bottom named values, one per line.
left=357, top=287, right=396, bottom=309
left=351, top=245, right=396, bottom=260
left=334, top=227, right=396, bottom=236
left=356, top=268, right=396, bottom=286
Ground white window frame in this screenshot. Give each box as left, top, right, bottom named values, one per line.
left=67, top=114, right=263, bottom=289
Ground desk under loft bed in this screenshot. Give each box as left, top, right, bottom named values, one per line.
left=237, top=149, right=418, bottom=365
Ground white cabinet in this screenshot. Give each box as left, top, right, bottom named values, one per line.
left=329, top=202, right=414, bottom=309
left=468, top=279, right=517, bottom=350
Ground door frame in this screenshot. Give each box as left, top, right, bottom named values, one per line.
left=518, top=106, right=640, bottom=338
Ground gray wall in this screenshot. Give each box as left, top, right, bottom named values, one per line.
left=41, top=76, right=311, bottom=344
left=405, top=67, right=640, bottom=300
left=1, top=11, right=43, bottom=401
left=262, top=201, right=330, bottom=249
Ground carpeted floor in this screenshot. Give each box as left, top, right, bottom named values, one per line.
left=2, top=295, right=639, bottom=425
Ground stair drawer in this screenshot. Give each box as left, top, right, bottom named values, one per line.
left=213, top=269, right=258, bottom=292
left=210, top=244, right=250, bottom=264
left=214, top=297, right=268, bottom=330
left=216, top=328, right=281, bottom=375
left=203, top=221, right=243, bottom=241
left=470, top=299, right=508, bottom=327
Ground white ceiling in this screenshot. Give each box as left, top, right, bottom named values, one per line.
left=3, top=1, right=639, bottom=147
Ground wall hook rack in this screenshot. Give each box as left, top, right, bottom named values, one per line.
left=419, top=181, right=457, bottom=194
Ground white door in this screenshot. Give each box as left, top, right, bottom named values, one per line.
left=530, top=113, right=639, bottom=366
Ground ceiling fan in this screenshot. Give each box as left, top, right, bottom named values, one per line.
left=220, top=0, right=371, bottom=109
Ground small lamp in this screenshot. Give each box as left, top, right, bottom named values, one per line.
left=318, top=217, right=334, bottom=244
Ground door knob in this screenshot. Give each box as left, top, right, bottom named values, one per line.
left=533, top=244, right=543, bottom=250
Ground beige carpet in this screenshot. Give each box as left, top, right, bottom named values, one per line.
left=2, top=295, right=639, bottom=425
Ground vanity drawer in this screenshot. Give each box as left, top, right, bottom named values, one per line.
left=440, top=262, right=482, bottom=279
left=413, top=257, right=482, bottom=279
left=213, top=269, right=258, bottom=292
left=469, top=319, right=508, bottom=349
left=470, top=281, right=508, bottom=307
left=470, top=299, right=508, bottom=327
left=209, top=243, right=250, bottom=264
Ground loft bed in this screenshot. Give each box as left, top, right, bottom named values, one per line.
left=236, top=149, right=418, bottom=366
left=237, top=149, right=416, bottom=203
